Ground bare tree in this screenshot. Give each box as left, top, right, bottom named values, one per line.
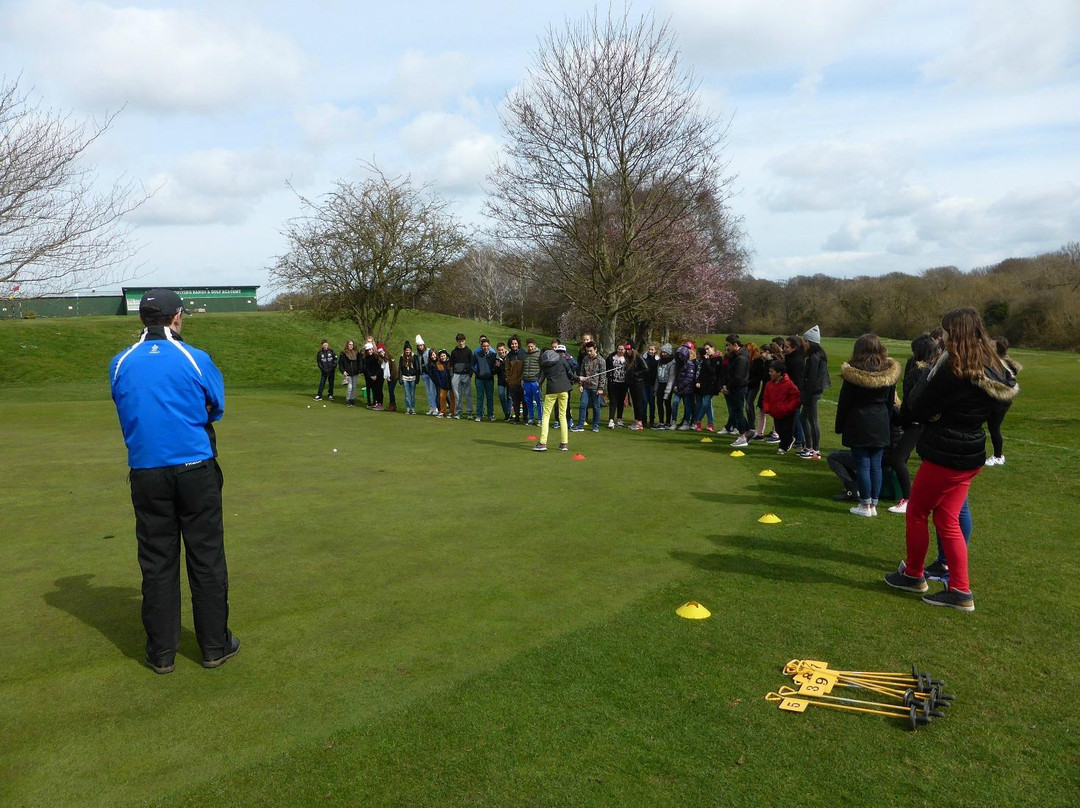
left=462, top=244, right=516, bottom=322
left=1, top=77, right=146, bottom=295
left=486, top=7, right=742, bottom=352
left=272, top=165, right=469, bottom=342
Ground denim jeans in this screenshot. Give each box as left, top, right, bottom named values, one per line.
left=422, top=378, right=438, bottom=412
left=729, top=387, right=749, bottom=433
left=695, top=394, right=714, bottom=426
left=475, top=377, right=494, bottom=418
left=579, top=387, right=602, bottom=425
left=452, top=373, right=473, bottom=414
left=672, top=392, right=695, bottom=424
left=852, top=447, right=885, bottom=504
left=498, top=384, right=511, bottom=418
left=402, top=379, right=417, bottom=410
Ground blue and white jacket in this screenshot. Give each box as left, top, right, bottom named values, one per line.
left=109, top=326, right=225, bottom=469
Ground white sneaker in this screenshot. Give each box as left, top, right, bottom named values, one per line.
left=849, top=503, right=875, bottom=517
left=731, top=436, right=749, bottom=447
left=887, top=499, right=908, bottom=514
left=608, top=419, right=615, bottom=429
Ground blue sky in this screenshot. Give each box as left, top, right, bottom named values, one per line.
left=2, top=0, right=1078, bottom=297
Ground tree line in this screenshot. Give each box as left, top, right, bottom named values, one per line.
left=721, top=243, right=1079, bottom=351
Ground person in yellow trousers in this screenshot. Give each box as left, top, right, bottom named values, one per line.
left=534, top=344, right=577, bottom=452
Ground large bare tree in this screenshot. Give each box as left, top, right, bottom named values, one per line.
left=272, top=165, right=469, bottom=342
left=1, top=77, right=146, bottom=295
left=486, top=7, right=743, bottom=351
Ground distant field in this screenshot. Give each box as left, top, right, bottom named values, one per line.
left=1, top=312, right=1077, bottom=807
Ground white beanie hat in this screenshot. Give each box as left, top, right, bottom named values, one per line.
left=803, top=325, right=821, bottom=344
left=415, top=334, right=425, bottom=346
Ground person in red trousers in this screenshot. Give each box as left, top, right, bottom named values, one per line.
left=884, top=307, right=1019, bottom=611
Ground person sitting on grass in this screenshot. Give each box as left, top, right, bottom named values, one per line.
left=762, top=360, right=800, bottom=454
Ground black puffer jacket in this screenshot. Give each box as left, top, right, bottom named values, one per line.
left=834, top=358, right=902, bottom=449
left=800, top=344, right=829, bottom=400
left=904, top=352, right=1019, bottom=469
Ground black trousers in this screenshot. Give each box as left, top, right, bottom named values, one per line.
left=130, top=458, right=231, bottom=664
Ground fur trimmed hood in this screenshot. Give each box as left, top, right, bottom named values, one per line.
left=1002, top=355, right=1023, bottom=375
left=929, top=351, right=1020, bottom=402
left=840, top=357, right=901, bottom=388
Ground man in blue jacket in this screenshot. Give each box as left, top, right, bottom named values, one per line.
left=109, top=288, right=239, bottom=674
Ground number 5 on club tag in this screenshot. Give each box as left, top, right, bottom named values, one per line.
left=779, top=698, right=809, bottom=713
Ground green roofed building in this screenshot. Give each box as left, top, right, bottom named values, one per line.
left=122, top=286, right=259, bottom=315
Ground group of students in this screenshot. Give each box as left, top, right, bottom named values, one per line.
left=824, top=309, right=1020, bottom=613
left=314, top=309, right=1019, bottom=611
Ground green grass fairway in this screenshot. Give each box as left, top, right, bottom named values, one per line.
left=1, top=314, right=1078, bottom=807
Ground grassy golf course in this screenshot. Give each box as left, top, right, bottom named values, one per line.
left=1, top=311, right=1077, bottom=807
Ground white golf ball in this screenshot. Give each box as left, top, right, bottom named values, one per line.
left=333, top=448, right=338, bottom=453
left=307, top=405, right=311, bottom=408
left=323, top=404, right=327, bottom=408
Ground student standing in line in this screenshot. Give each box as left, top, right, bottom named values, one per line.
left=314, top=340, right=337, bottom=401
left=797, top=325, right=830, bottom=459
left=834, top=334, right=901, bottom=517
left=654, top=343, right=675, bottom=429
left=398, top=342, right=420, bottom=415
left=521, top=337, right=543, bottom=425
left=338, top=340, right=362, bottom=407
left=606, top=343, right=629, bottom=428
left=762, top=360, right=801, bottom=453
left=984, top=337, right=1022, bottom=466
left=886, top=307, right=1018, bottom=611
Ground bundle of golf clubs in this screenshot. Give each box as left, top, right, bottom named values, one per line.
left=766, top=659, right=955, bottom=731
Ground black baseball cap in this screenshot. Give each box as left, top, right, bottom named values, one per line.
left=139, top=288, right=186, bottom=318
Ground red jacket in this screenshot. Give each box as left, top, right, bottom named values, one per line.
left=762, top=374, right=801, bottom=419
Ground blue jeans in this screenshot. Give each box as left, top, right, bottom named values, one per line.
left=696, top=394, right=714, bottom=426
left=672, top=392, right=695, bottom=424
left=523, top=381, right=543, bottom=421
left=935, top=498, right=972, bottom=565
left=475, top=378, right=494, bottom=418
left=402, top=379, right=416, bottom=410
left=642, top=385, right=656, bottom=423
left=852, top=447, right=885, bottom=504
left=498, top=384, right=510, bottom=418
left=579, top=387, right=602, bottom=425
left=422, top=378, right=438, bottom=412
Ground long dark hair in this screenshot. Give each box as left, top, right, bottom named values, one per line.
left=941, top=308, right=1004, bottom=380
left=849, top=333, right=888, bottom=372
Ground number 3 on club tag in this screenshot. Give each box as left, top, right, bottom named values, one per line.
left=779, top=698, right=809, bottom=713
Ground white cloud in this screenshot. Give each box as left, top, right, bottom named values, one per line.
left=397, top=112, right=499, bottom=194
left=130, top=148, right=311, bottom=226
left=392, top=51, right=476, bottom=109
left=661, top=0, right=896, bottom=74
left=294, top=103, right=365, bottom=150
left=921, top=0, right=1080, bottom=90
left=1, top=0, right=303, bottom=112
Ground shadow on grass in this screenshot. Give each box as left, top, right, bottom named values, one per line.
left=690, top=491, right=841, bottom=514
left=43, top=573, right=199, bottom=664
left=670, top=534, right=884, bottom=592
left=703, top=533, right=884, bottom=569
left=471, top=438, right=538, bottom=452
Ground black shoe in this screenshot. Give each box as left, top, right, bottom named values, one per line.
left=884, top=562, right=928, bottom=593
left=924, top=560, right=950, bottom=581
left=145, top=657, right=175, bottom=675
left=832, top=490, right=858, bottom=502
left=202, top=636, right=240, bottom=669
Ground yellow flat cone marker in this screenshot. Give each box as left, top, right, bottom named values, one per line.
left=700, top=437, right=713, bottom=443
left=676, top=601, right=711, bottom=619
left=730, top=450, right=746, bottom=457
left=759, top=469, right=777, bottom=477
left=758, top=513, right=782, bottom=524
